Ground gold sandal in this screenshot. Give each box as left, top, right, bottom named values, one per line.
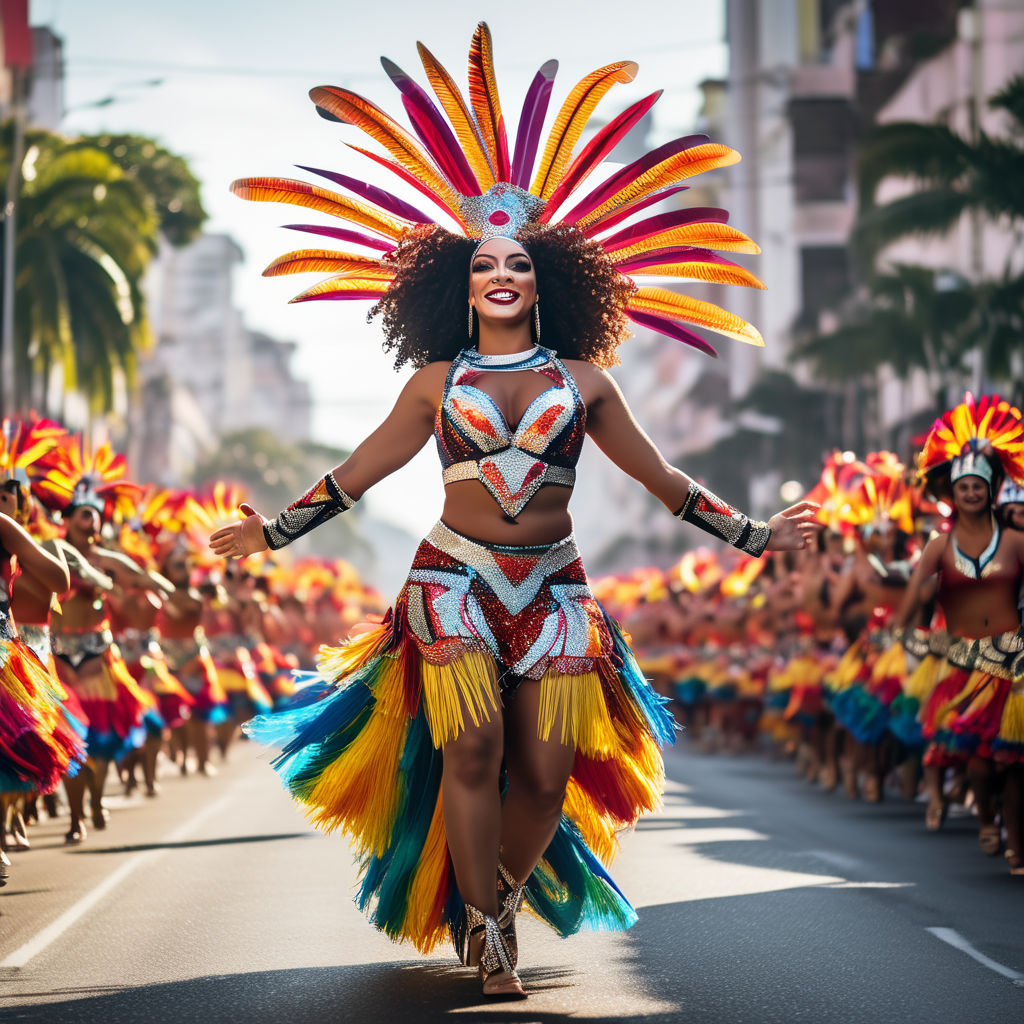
left=460, top=902, right=526, bottom=999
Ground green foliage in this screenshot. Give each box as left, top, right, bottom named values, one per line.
left=0, top=124, right=207, bottom=414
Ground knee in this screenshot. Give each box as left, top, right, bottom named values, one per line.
left=444, top=732, right=502, bottom=790
left=510, top=766, right=568, bottom=819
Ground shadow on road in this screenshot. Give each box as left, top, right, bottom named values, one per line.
left=65, top=832, right=315, bottom=856
left=0, top=962, right=683, bottom=1024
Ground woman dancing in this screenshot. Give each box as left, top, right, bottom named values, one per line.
left=894, top=395, right=1024, bottom=871
left=211, top=24, right=818, bottom=997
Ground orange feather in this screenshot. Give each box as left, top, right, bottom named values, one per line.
left=289, top=276, right=393, bottom=304
left=607, top=223, right=760, bottom=260
left=578, top=144, right=741, bottom=230
left=262, top=250, right=392, bottom=278
left=531, top=61, right=638, bottom=200
left=467, top=23, right=510, bottom=181
left=417, top=41, right=495, bottom=190
left=309, top=87, right=459, bottom=211
left=621, top=260, right=766, bottom=289
left=628, top=287, right=764, bottom=346
left=231, top=177, right=409, bottom=241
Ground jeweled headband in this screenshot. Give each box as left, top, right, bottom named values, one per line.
left=231, top=23, right=768, bottom=357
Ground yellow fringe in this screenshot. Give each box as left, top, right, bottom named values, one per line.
left=904, top=654, right=944, bottom=703
left=404, top=793, right=450, bottom=953
left=538, top=670, right=617, bottom=757
left=421, top=651, right=500, bottom=748
left=1001, top=687, right=1024, bottom=744
left=305, top=706, right=408, bottom=857
left=563, top=780, right=620, bottom=864
left=871, top=643, right=907, bottom=684
left=316, top=627, right=387, bottom=680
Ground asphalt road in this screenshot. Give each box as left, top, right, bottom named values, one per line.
left=0, top=737, right=1021, bottom=1024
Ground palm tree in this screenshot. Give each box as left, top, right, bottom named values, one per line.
left=856, top=75, right=1024, bottom=257
left=2, top=127, right=158, bottom=413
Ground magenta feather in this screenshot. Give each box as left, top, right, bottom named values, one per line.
left=543, top=91, right=661, bottom=217
left=283, top=224, right=396, bottom=254
left=296, top=165, right=433, bottom=224
left=562, top=134, right=708, bottom=224
left=601, top=208, right=729, bottom=253
left=510, top=60, right=558, bottom=188
left=580, top=185, right=689, bottom=236
left=345, top=144, right=460, bottom=220
left=381, top=57, right=482, bottom=195
left=291, top=289, right=387, bottom=305
left=627, top=311, right=718, bottom=356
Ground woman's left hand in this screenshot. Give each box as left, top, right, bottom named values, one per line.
left=209, top=504, right=269, bottom=559
left=765, top=501, right=822, bottom=552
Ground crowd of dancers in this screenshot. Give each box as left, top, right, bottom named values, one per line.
left=0, top=417, right=381, bottom=886
left=603, top=393, right=1024, bottom=878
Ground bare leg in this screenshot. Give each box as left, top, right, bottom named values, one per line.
left=441, top=709, right=504, bottom=916
left=89, top=757, right=110, bottom=829
left=1002, top=765, right=1024, bottom=873
left=143, top=732, right=162, bottom=796
left=499, top=679, right=576, bottom=885
left=967, top=756, right=1000, bottom=854
left=63, top=768, right=88, bottom=842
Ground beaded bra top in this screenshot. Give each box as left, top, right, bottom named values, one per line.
left=435, top=345, right=586, bottom=518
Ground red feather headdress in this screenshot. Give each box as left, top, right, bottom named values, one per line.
left=917, top=393, right=1024, bottom=495
left=232, top=22, right=765, bottom=356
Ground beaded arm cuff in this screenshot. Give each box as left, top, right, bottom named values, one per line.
left=674, top=480, right=772, bottom=557
left=262, top=473, right=356, bottom=550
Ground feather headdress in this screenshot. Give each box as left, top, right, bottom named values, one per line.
left=29, top=434, right=141, bottom=522
left=232, top=22, right=765, bottom=356
left=0, top=418, right=66, bottom=486
left=917, top=393, right=1024, bottom=496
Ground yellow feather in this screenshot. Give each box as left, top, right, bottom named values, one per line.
left=263, top=250, right=391, bottom=278
left=629, top=286, right=765, bottom=346
left=231, top=177, right=408, bottom=240
left=531, top=61, right=638, bottom=200
left=288, top=276, right=392, bottom=303
left=621, top=260, right=766, bottom=289
left=417, top=41, right=495, bottom=189
left=608, top=222, right=760, bottom=259
left=309, top=87, right=459, bottom=211
left=578, top=144, right=741, bottom=229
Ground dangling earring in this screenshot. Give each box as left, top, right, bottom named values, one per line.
left=533, top=299, right=541, bottom=342
left=467, top=305, right=474, bottom=340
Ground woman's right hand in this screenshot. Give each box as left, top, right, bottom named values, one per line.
left=209, top=504, right=269, bottom=559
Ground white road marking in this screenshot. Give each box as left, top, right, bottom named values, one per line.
left=0, top=783, right=243, bottom=971
left=926, top=927, right=1024, bottom=986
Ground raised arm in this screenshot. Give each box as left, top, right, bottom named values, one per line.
left=210, top=362, right=445, bottom=558
left=580, top=363, right=819, bottom=554
left=0, top=513, right=71, bottom=595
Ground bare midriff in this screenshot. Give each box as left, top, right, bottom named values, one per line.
left=52, top=589, right=108, bottom=633
left=441, top=479, right=574, bottom=546
left=938, top=543, right=1022, bottom=639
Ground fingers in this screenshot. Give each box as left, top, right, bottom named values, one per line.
left=783, top=501, right=820, bottom=516
left=239, top=503, right=257, bottom=518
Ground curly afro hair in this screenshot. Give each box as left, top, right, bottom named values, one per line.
left=370, top=223, right=635, bottom=370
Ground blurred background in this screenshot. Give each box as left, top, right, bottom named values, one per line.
left=1, top=0, right=1021, bottom=591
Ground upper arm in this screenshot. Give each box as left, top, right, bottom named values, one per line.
left=331, top=363, right=447, bottom=499
left=895, top=534, right=944, bottom=628
left=0, top=515, right=71, bottom=594
left=581, top=363, right=689, bottom=508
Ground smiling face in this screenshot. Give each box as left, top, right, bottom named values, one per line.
left=952, top=475, right=991, bottom=517
left=468, top=236, right=538, bottom=334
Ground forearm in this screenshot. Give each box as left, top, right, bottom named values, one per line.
left=671, top=476, right=772, bottom=557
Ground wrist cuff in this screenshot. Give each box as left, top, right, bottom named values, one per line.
left=262, top=473, right=356, bottom=550
left=674, top=480, right=772, bottom=557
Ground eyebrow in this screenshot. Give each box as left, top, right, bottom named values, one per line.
left=473, top=250, right=531, bottom=262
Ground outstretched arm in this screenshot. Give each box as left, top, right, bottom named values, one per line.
left=580, top=364, right=819, bottom=553
left=210, top=363, right=444, bottom=558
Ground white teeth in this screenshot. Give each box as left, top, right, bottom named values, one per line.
left=488, top=291, right=516, bottom=300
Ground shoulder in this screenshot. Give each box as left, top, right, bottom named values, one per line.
left=409, top=360, right=453, bottom=389
left=558, top=358, right=616, bottom=396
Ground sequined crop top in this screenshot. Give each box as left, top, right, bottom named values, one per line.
left=434, top=345, right=586, bottom=519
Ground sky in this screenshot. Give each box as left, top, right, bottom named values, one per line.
left=29, top=0, right=727, bottom=535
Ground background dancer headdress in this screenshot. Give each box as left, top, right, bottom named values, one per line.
left=231, top=22, right=766, bottom=355
left=917, top=393, right=1024, bottom=498
left=29, top=434, right=141, bottom=522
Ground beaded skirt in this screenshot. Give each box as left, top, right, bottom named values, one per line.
left=244, top=522, right=675, bottom=953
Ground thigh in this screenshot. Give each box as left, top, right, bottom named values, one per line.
left=503, top=679, right=575, bottom=791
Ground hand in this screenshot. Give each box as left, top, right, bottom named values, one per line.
left=209, top=503, right=269, bottom=559
left=765, top=501, right=822, bottom=552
